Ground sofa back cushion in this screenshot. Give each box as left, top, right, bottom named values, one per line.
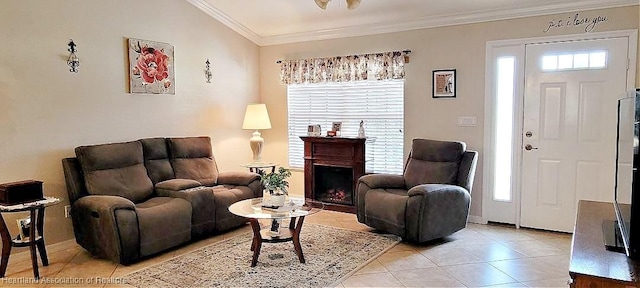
left=140, top=138, right=175, bottom=184
left=75, top=141, right=154, bottom=203
left=168, top=137, right=219, bottom=186
left=404, top=139, right=466, bottom=189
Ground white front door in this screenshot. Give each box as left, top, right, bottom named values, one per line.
left=520, top=38, right=630, bottom=232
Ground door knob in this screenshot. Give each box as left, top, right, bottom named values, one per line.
left=524, top=144, right=538, bottom=151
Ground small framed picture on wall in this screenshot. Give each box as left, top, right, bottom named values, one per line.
left=432, top=69, right=456, bottom=98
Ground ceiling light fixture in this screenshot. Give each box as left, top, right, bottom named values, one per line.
left=315, top=0, right=362, bottom=10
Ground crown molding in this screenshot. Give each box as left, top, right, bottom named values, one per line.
left=186, top=0, right=263, bottom=45
left=188, top=0, right=638, bottom=47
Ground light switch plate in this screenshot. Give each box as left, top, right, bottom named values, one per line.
left=458, top=116, right=477, bottom=127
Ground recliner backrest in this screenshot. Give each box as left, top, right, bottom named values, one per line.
left=75, top=140, right=154, bottom=203
left=403, top=139, right=467, bottom=189
left=140, top=137, right=175, bottom=184
left=168, top=137, right=219, bottom=186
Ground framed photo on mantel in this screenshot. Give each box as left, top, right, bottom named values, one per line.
left=432, top=69, right=456, bottom=98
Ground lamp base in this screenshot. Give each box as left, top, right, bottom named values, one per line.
left=249, top=130, right=264, bottom=163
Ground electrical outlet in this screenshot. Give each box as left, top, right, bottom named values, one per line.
left=64, top=205, right=71, bottom=218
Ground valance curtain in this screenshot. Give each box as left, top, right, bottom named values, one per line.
left=279, top=51, right=405, bottom=85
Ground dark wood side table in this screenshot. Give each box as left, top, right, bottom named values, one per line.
left=0, top=197, right=60, bottom=280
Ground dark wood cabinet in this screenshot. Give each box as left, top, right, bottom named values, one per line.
left=300, top=137, right=366, bottom=213
left=570, top=200, right=640, bottom=287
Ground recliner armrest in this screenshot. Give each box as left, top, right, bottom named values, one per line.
left=358, top=174, right=406, bottom=189
left=407, top=183, right=468, bottom=197
left=405, top=183, right=472, bottom=243
left=216, top=171, right=260, bottom=186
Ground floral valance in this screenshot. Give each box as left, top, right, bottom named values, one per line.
left=279, top=51, right=406, bottom=85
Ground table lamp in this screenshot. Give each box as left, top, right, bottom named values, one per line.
left=242, top=104, right=272, bottom=163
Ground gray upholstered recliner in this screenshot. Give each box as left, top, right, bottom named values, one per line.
left=356, top=139, right=478, bottom=243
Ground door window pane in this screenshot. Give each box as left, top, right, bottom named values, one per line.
left=494, top=56, right=516, bottom=202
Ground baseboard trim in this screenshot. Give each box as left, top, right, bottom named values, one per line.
left=9, top=239, right=77, bottom=263
left=467, top=215, right=485, bottom=224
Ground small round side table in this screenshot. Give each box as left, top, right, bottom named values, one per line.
left=0, top=197, right=60, bottom=280
left=241, top=162, right=277, bottom=174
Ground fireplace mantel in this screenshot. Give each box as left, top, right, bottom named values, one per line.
left=300, top=136, right=366, bottom=213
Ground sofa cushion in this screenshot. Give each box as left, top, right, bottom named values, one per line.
left=75, top=141, right=154, bottom=203
left=168, top=137, right=219, bottom=186
left=404, top=139, right=465, bottom=189
left=140, top=138, right=175, bottom=184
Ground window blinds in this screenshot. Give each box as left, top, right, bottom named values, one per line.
left=287, top=80, right=404, bottom=174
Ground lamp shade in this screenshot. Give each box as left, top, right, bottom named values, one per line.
left=242, top=104, right=272, bottom=130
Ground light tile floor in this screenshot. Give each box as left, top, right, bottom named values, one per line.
left=0, top=210, right=572, bottom=287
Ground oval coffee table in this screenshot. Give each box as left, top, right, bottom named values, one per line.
left=229, top=197, right=323, bottom=267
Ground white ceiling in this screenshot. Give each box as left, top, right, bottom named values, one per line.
left=187, top=0, right=637, bottom=46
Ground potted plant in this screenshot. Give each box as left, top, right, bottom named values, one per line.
left=258, top=167, right=291, bottom=206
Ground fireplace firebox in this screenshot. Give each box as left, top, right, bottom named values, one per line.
left=314, top=165, right=354, bottom=206
left=300, top=136, right=366, bottom=213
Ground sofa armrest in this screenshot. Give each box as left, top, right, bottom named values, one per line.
left=216, top=171, right=260, bottom=186
left=155, top=179, right=202, bottom=192
left=406, top=184, right=471, bottom=242
left=71, top=195, right=139, bottom=264
left=358, top=174, right=406, bottom=190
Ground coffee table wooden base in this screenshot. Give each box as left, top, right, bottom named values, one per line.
left=248, top=216, right=306, bottom=267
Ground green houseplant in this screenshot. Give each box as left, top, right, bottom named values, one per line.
left=258, top=167, right=291, bottom=196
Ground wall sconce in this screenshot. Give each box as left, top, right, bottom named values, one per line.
left=205, top=59, right=212, bottom=83
left=67, top=39, right=80, bottom=73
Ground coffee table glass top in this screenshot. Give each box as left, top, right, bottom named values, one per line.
left=229, top=197, right=324, bottom=219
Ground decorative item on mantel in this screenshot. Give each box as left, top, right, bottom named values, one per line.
left=358, top=120, right=366, bottom=138
left=67, top=39, right=80, bottom=73
left=328, top=121, right=342, bottom=137
left=205, top=59, right=212, bottom=83
left=307, top=124, right=322, bottom=136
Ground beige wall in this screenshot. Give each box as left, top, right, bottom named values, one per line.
left=0, top=0, right=259, bottom=247
left=0, top=2, right=636, bottom=250
left=259, top=6, right=640, bottom=218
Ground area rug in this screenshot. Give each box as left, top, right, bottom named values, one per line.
left=124, top=223, right=400, bottom=288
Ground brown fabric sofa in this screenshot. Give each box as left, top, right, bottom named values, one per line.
left=356, top=139, right=478, bottom=243
left=62, top=136, right=262, bottom=264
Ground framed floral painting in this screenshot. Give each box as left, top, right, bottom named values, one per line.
left=128, top=38, right=175, bottom=94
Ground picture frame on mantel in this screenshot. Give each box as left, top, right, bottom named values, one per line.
left=432, top=69, right=456, bottom=98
